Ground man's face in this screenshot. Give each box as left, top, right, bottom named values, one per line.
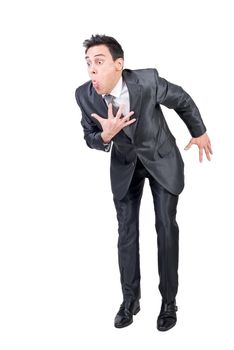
left=85, top=44, right=123, bottom=95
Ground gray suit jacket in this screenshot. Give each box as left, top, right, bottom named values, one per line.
left=75, top=68, right=206, bottom=200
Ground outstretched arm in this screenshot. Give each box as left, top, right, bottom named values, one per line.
left=154, top=69, right=212, bottom=162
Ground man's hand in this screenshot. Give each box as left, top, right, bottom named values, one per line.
left=91, top=103, right=136, bottom=143
left=184, top=132, right=213, bottom=162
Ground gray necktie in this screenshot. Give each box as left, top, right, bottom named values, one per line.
left=104, top=94, right=132, bottom=139
left=104, top=94, right=119, bottom=116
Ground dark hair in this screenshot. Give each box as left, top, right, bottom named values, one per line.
left=83, top=34, right=124, bottom=60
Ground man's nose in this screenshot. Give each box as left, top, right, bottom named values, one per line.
left=89, top=64, right=97, bottom=74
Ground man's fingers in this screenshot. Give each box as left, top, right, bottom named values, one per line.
left=91, top=113, right=102, bottom=122
left=184, top=141, right=193, bottom=150
left=107, top=103, right=115, bottom=118
left=205, top=146, right=211, bottom=161
left=123, top=118, right=136, bottom=127
left=199, top=147, right=203, bottom=162
left=185, top=134, right=213, bottom=162
left=207, top=143, right=213, bottom=154
left=115, top=104, right=125, bottom=118
left=122, top=111, right=135, bottom=121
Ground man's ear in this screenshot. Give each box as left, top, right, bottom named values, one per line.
left=115, top=58, right=124, bottom=71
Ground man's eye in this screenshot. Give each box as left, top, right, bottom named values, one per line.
left=98, top=61, right=103, bottom=64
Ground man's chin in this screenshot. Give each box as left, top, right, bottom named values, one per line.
left=92, top=84, right=107, bottom=95
left=93, top=86, right=104, bottom=94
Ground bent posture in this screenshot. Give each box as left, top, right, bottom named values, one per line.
left=75, top=34, right=212, bottom=331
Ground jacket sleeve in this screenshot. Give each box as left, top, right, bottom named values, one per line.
left=154, top=69, right=207, bottom=138
left=75, top=89, right=111, bottom=152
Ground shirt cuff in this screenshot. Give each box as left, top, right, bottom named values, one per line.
left=103, top=142, right=111, bottom=152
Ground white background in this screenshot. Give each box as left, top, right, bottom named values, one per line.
left=0, top=0, right=233, bottom=349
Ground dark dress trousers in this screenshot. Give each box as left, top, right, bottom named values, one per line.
left=75, top=68, right=206, bottom=303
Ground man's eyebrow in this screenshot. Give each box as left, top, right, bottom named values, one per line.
left=85, top=54, right=106, bottom=59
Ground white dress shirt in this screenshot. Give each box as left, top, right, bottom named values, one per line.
left=102, top=76, right=130, bottom=115
left=101, top=76, right=130, bottom=151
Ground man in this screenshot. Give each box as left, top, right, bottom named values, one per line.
left=75, top=34, right=212, bottom=331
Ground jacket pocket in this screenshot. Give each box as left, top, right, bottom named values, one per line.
left=157, top=138, right=174, bottom=158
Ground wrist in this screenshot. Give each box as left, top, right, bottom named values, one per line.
left=101, top=131, right=112, bottom=143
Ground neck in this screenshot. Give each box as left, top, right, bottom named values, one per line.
left=108, top=73, right=122, bottom=93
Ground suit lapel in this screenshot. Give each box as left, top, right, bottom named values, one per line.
left=91, top=88, right=108, bottom=118
left=123, top=72, right=142, bottom=140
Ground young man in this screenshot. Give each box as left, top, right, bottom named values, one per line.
left=75, top=34, right=212, bottom=331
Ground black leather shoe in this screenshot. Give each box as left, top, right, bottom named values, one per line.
left=114, top=299, right=140, bottom=328
left=157, top=299, right=178, bottom=331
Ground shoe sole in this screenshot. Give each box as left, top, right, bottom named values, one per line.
left=157, top=321, right=176, bottom=332
left=115, top=319, right=133, bottom=328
